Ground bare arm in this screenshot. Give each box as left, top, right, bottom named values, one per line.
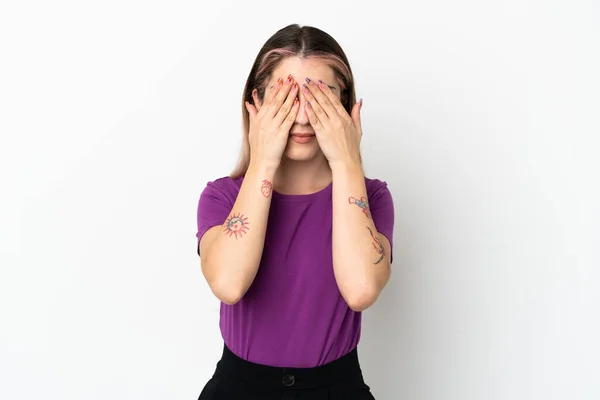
left=199, top=162, right=277, bottom=305
left=299, top=78, right=391, bottom=312
left=331, top=162, right=392, bottom=312
left=199, top=75, right=300, bottom=304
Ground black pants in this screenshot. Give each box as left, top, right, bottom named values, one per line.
left=198, top=343, right=376, bottom=399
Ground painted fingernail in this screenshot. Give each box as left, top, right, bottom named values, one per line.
left=305, top=100, right=310, bottom=106
left=360, top=98, right=363, bottom=109
left=305, top=77, right=311, bottom=84
left=302, top=83, right=309, bottom=91
left=294, top=98, right=299, bottom=105
left=292, top=82, right=298, bottom=90
left=277, top=77, right=283, bottom=84
left=286, top=74, right=292, bottom=83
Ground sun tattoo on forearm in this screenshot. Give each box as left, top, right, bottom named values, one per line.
left=223, top=213, right=249, bottom=239
left=261, top=179, right=273, bottom=198
left=367, top=227, right=384, bottom=264
left=349, top=196, right=371, bottom=219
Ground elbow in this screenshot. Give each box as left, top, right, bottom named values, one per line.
left=209, top=279, right=246, bottom=305
left=202, top=262, right=246, bottom=305
left=346, top=288, right=379, bottom=312
left=216, top=292, right=243, bottom=306
left=343, top=266, right=390, bottom=312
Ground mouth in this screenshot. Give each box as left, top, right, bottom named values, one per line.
left=290, top=132, right=315, bottom=138
left=289, top=133, right=316, bottom=144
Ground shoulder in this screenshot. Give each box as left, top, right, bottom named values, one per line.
left=207, top=175, right=244, bottom=191
left=364, top=176, right=392, bottom=199
left=200, top=175, right=244, bottom=202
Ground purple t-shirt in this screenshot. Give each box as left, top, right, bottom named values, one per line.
left=196, top=175, right=394, bottom=368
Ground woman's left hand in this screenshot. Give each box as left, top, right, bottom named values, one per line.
left=302, top=78, right=363, bottom=168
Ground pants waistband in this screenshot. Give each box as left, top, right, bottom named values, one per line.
left=214, top=343, right=365, bottom=390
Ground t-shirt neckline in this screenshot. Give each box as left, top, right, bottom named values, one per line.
left=272, top=181, right=332, bottom=202
left=237, top=176, right=333, bottom=202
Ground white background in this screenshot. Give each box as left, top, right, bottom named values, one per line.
left=1, top=1, right=599, bottom=399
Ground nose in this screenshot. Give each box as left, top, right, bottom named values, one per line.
left=294, top=90, right=310, bottom=125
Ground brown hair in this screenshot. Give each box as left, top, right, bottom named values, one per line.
left=230, top=24, right=357, bottom=178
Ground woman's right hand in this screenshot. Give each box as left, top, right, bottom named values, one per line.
left=245, top=75, right=300, bottom=168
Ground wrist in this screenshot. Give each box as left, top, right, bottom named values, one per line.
left=247, top=159, right=279, bottom=178
left=329, top=159, right=363, bottom=176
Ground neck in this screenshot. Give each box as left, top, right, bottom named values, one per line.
left=273, top=155, right=332, bottom=195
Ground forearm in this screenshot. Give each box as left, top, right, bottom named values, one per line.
left=331, top=162, right=390, bottom=311
left=203, top=161, right=276, bottom=303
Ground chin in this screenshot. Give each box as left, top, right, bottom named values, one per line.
left=283, top=141, right=322, bottom=161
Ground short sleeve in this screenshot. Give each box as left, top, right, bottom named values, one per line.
left=368, top=181, right=395, bottom=263
left=195, top=180, right=235, bottom=256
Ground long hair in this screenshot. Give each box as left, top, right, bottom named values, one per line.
left=230, top=24, right=357, bottom=178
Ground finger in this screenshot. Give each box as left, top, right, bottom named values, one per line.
left=245, top=101, right=258, bottom=121
left=273, top=81, right=299, bottom=126
left=351, top=99, right=363, bottom=137
left=301, top=82, right=329, bottom=126
left=316, top=79, right=352, bottom=123
left=268, top=77, right=283, bottom=93
left=279, top=97, right=300, bottom=133
left=256, top=77, right=283, bottom=115
left=305, top=78, right=337, bottom=119
left=266, top=74, right=294, bottom=116
left=304, top=100, right=324, bottom=133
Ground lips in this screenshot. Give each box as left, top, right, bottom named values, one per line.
left=290, top=134, right=316, bottom=144
left=290, top=133, right=315, bottom=137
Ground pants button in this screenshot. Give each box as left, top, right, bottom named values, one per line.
left=282, top=374, right=295, bottom=387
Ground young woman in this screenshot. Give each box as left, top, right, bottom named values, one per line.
left=196, top=24, right=395, bottom=399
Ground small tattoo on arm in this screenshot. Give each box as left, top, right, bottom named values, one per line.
left=367, top=226, right=385, bottom=264
left=349, top=196, right=371, bottom=219
left=261, top=180, right=273, bottom=198
left=223, top=213, right=249, bottom=239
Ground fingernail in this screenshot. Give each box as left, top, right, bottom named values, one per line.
left=305, top=77, right=311, bottom=84
left=305, top=100, right=310, bottom=106
left=302, top=83, right=308, bottom=90
left=286, top=74, right=292, bottom=83
left=318, top=79, right=325, bottom=88
left=359, top=98, right=363, bottom=109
